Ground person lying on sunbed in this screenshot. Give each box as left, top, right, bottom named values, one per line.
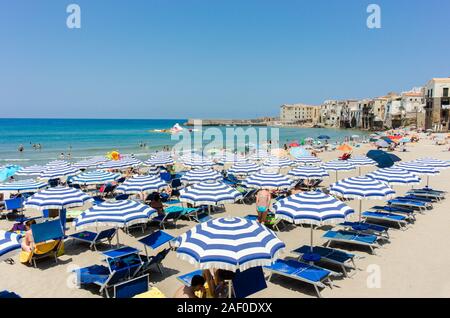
left=173, top=275, right=206, bottom=298
left=21, top=220, right=36, bottom=253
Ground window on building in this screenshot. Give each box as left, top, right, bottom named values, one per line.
left=444, top=88, right=449, bottom=97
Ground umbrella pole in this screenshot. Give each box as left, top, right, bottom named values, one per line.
left=310, top=226, right=314, bottom=253
left=336, top=171, right=338, bottom=183
left=359, top=167, right=361, bottom=176
left=359, top=200, right=362, bottom=222
left=427, top=175, right=430, bottom=188
left=116, top=227, right=120, bottom=247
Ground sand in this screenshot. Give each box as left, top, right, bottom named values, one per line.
left=1, top=138, right=450, bottom=298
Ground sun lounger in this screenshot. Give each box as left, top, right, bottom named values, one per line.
left=388, top=198, right=431, bottom=212
left=114, top=274, right=150, bottom=298
left=177, top=270, right=204, bottom=286
left=239, top=188, right=257, bottom=205
left=397, top=195, right=435, bottom=203
left=265, top=259, right=334, bottom=298
left=323, top=230, right=380, bottom=254
left=362, top=211, right=409, bottom=229
left=292, top=245, right=357, bottom=277
left=151, top=209, right=183, bottom=229
left=138, top=230, right=174, bottom=275
left=339, top=221, right=390, bottom=240
left=1, top=198, right=24, bottom=220
left=407, top=190, right=444, bottom=201
left=371, top=205, right=416, bottom=220
left=69, top=228, right=117, bottom=251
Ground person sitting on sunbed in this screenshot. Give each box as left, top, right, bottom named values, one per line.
left=173, top=275, right=206, bottom=298
left=203, top=269, right=235, bottom=298
left=150, top=192, right=165, bottom=216
left=21, top=220, right=36, bottom=253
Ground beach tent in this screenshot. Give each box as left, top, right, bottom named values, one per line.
left=366, top=150, right=401, bottom=168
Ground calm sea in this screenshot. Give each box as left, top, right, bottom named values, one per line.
left=0, top=118, right=368, bottom=166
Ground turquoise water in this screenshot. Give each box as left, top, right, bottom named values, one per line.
left=0, top=119, right=368, bottom=166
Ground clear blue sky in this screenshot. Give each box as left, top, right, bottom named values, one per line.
left=1, top=0, right=449, bottom=119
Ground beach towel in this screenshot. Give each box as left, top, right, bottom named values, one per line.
left=133, top=287, right=166, bottom=298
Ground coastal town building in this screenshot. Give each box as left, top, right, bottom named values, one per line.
left=280, top=104, right=320, bottom=125
left=424, top=78, right=450, bottom=131
left=320, top=100, right=342, bottom=128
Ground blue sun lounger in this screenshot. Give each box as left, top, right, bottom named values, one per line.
left=371, top=205, right=416, bottom=220
left=323, top=230, right=380, bottom=254
left=151, top=208, right=184, bottom=229
left=388, top=198, right=431, bottom=212
left=362, top=211, right=409, bottom=229
left=138, top=230, right=175, bottom=275
left=69, top=228, right=117, bottom=251
left=113, top=274, right=150, bottom=298
left=265, top=259, right=334, bottom=298
left=292, top=245, right=357, bottom=277
left=73, top=246, right=143, bottom=298
left=407, top=190, right=444, bottom=201
left=339, top=221, right=390, bottom=240
left=398, top=195, right=434, bottom=203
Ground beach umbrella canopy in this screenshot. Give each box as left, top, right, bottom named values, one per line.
left=146, top=166, right=161, bottom=175
left=375, top=140, right=390, bottom=148
left=366, top=168, right=421, bottom=186
left=116, top=175, right=168, bottom=194
left=399, top=137, right=411, bottom=143
left=180, top=168, right=223, bottom=185
left=380, top=137, right=393, bottom=144
left=330, top=176, right=395, bottom=200
left=144, top=156, right=174, bottom=167
left=24, top=186, right=93, bottom=211
left=337, top=144, right=353, bottom=152
left=15, top=165, right=45, bottom=177
left=290, top=147, right=311, bottom=158
left=215, top=153, right=247, bottom=165
left=0, top=165, right=22, bottom=182
left=413, top=158, right=450, bottom=170
left=70, top=170, right=121, bottom=185
left=98, top=158, right=142, bottom=170
left=395, top=161, right=439, bottom=187
left=175, top=217, right=285, bottom=271
left=366, top=150, right=401, bottom=168
left=348, top=156, right=377, bottom=175
left=0, top=230, right=22, bottom=261
left=228, top=162, right=261, bottom=176
left=180, top=181, right=242, bottom=206
left=74, top=200, right=157, bottom=230
left=317, top=135, right=330, bottom=140
left=289, top=141, right=300, bottom=147
left=242, top=171, right=294, bottom=190
left=287, top=166, right=329, bottom=180
left=73, top=157, right=107, bottom=169
left=39, top=165, right=81, bottom=180
left=322, top=160, right=356, bottom=182
left=0, top=179, right=47, bottom=193
left=263, top=157, right=294, bottom=170
left=248, top=151, right=270, bottom=162
left=45, top=160, right=71, bottom=168
left=270, top=148, right=288, bottom=158
left=274, top=191, right=354, bottom=225
left=182, top=157, right=215, bottom=169
left=294, top=156, right=322, bottom=166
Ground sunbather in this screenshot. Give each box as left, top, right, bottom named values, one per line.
left=150, top=193, right=165, bottom=216
left=21, top=220, right=36, bottom=253
left=256, top=189, right=271, bottom=224
left=203, top=269, right=235, bottom=298
left=173, top=275, right=206, bottom=298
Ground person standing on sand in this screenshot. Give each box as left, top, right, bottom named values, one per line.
left=256, top=189, right=271, bottom=224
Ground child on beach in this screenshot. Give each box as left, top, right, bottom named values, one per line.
left=21, top=220, right=36, bottom=253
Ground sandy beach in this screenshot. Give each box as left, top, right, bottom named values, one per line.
left=1, top=138, right=449, bottom=298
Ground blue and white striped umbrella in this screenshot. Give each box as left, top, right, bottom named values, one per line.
left=73, top=157, right=107, bottom=169
left=274, top=191, right=354, bottom=225
left=74, top=200, right=157, bottom=229
left=0, top=230, right=22, bottom=261
left=70, top=170, right=121, bottom=185
left=248, top=151, right=270, bottom=162
left=46, top=160, right=71, bottom=167
left=228, top=162, right=261, bottom=176
left=294, top=156, right=322, bottom=166
left=144, top=156, right=174, bottom=167
left=146, top=166, right=161, bottom=175
left=0, top=179, right=47, bottom=193
left=413, top=158, right=450, bottom=170
left=348, top=156, right=377, bottom=175
left=395, top=161, right=439, bottom=176
left=180, top=181, right=242, bottom=206
left=322, top=160, right=356, bottom=181
left=215, top=154, right=247, bottom=165
left=329, top=176, right=395, bottom=200
left=242, top=171, right=294, bottom=190
left=15, top=165, right=45, bottom=177
left=175, top=217, right=285, bottom=271
left=24, top=186, right=93, bottom=211
left=182, top=157, right=215, bottom=169
left=287, top=166, right=329, bottom=180
left=366, top=168, right=421, bottom=186
left=39, top=165, right=81, bottom=180
left=181, top=168, right=223, bottom=185
left=116, top=175, right=168, bottom=194
left=98, top=158, right=142, bottom=170
left=263, top=157, right=294, bottom=170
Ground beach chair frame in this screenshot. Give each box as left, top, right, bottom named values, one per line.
left=323, top=231, right=381, bottom=255
left=69, top=228, right=117, bottom=251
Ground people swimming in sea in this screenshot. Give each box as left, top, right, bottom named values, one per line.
left=60, top=152, right=65, bottom=159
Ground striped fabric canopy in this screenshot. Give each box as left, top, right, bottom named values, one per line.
left=146, top=166, right=161, bottom=175
left=182, top=157, right=215, bottom=169
left=144, top=156, right=174, bottom=167
left=348, top=156, right=377, bottom=167
left=15, top=165, right=45, bottom=177
left=228, top=162, right=261, bottom=176
left=70, top=170, right=121, bottom=185
left=116, top=175, right=168, bottom=194
left=73, top=157, right=107, bottom=169
left=366, top=168, right=421, bottom=186
left=180, top=181, right=242, bottom=206
left=287, top=166, right=329, bottom=180
left=248, top=151, right=270, bottom=162
left=294, top=156, right=322, bottom=166
left=181, top=168, right=223, bottom=185
left=322, top=160, right=356, bottom=171
left=46, top=160, right=70, bottom=168
left=175, top=217, right=285, bottom=271
left=263, top=157, right=294, bottom=169
left=0, top=230, right=22, bottom=261
left=413, top=158, right=450, bottom=170
left=39, top=165, right=81, bottom=180
left=274, top=191, right=354, bottom=225
left=242, top=171, right=294, bottom=190
left=395, top=162, right=439, bottom=176
left=0, top=179, right=47, bottom=193
left=329, top=176, right=395, bottom=200
left=98, top=157, right=142, bottom=170
left=74, top=200, right=157, bottom=229
left=24, top=186, right=93, bottom=210
left=215, top=153, right=247, bottom=165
